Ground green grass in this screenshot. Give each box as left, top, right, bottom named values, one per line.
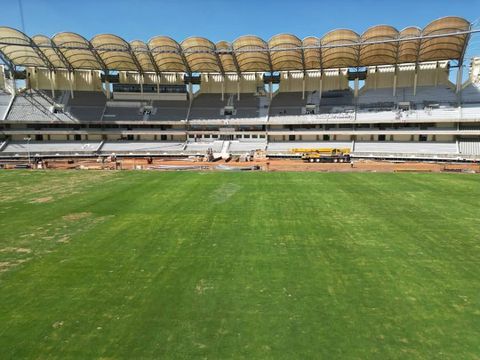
left=0, top=170, right=479, bottom=359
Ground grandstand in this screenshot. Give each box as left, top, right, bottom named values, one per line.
left=0, top=16, right=479, bottom=161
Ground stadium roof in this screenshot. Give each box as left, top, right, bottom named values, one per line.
left=0, top=16, right=472, bottom=74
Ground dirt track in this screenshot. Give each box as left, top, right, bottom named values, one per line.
left=21, top=157, right=480, bottom=173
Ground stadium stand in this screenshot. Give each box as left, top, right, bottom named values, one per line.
left=101, top=141, right=186, bottom=154
left=0, top=17, right=479, bottom=161
left=459, top=139, right=480, bottom=155
left=2, top=141, right=101, bottom=155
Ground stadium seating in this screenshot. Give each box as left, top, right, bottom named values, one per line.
left=353, top=141, right=458, bottom=154
left=100, top=141, right=186, bottom=154
left=460, top=83, right=480, bottom=104
left=150, top=100, right=189, bottom=121
left=269, top=92, right=306, bottom=116
left=189, top=94, right=226, bottom=119
left=1, top=141, right=101, bottom=155
left=66, top=91, right=107, bottom=121
left=459, top=139, right=480, bottom=155
left=7, top=91, right=72, bottom=122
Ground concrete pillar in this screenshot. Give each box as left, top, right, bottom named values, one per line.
left=393, top=72, right=397, bottom=97
left=188, top=82, right=193, bottom=98
left=237, top=81, right=240, bottom=101
left=221, top=80, right=224, bottom=101
left=269, top=82, right=273, bottom=99
left=456, top=66, right=463, bottom=94
left=413, top=72, right=418, bottom=97
left=50, top=71, right=55, bottom=99
left=354, top=78, right=359, bottom=98
left=302, top=77, right=305, bottom=100
left=105, top=80, right=110, bottom=98
left=319, top=76, right=323, bottom=105
left=69, top=71, right=74, bottom=99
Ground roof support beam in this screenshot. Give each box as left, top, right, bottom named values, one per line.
left=212, top=45, right=225, bottom=76
left=230, top=48, right=242, bottom=75
left=315, top=38, right=325, bottom=74
left=126, top=43, right=144, bottom=74
left=266, top=46, right=274, bottom=73
left=0, top=49, right=14, bottom=71
left=88, top=42, right=108, bottom=73
left=178, top=48, right=192, bottom=75
left=51, top=41, right=74, bottom=72
left=30, top=39, right=55, bottom=71
left=144, top=47, right=161, bottom=75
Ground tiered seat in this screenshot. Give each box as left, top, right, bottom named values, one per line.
left=354, top=141, right=457, bottom=154
left=459, top=140, right=480, bottom=155
left=189, top=94, right=226, bottom=119
left=67, top=91, right=106, bottom=121
left=232, top=94, right=259, bottom=118
left=229, top=141, right=267, bottom=153
left=7, top=91, right=71, bottom=122
left=270, top=92, right=306, bottom=116
left=102, top=104, right=143, bottom=121
left=267, top=141, right=353, bottom=153
left=150, top=100, right=189, bottom=121
left=2, top=141, right=100, bottom=155
left=461, top=84, right=480, bottom=104
left=101, top=141, right=185, bottom=153
left=185, top=140, right=223, bottom=152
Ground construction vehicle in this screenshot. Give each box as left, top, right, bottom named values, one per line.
left=290, top=148, right=351, bottom=163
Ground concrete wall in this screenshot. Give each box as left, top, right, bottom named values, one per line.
left=364, top=64, right=451, bottom=90
left=278, top=71, right=349, bottom=92
left=28, top=68, right=103, bottom=91
left=199, top=74, right=264, bottom=94
left=119, top=72, right=185, bottom=86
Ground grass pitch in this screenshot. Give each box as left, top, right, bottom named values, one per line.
left=0, top=170, right=479, bottom=359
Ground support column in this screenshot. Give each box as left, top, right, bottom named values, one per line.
left=393, top=71, right=397, bottom=97
left=456, top=65, right=463, bottom=94
left=319, top=75, right=323, bottom=105
left=413, top=71, right=418, bottom=97
left=237, top=80, right=240, bottom=101
left=156, top=73, right=160, bottom=94
left=49, top=71, right=55, bottom=99
left=69, top=71, right=74, bottom=99
left=105, top=79, right=110, bottom=98
left=269, top=81, right=273, bottom=100
left=354, top=77, right=359, bottom=98
left=302, top=77, right=305, bottom=100
left=221, top=80, right=224, bottom=101
left=188, top=82, right=193, bottom=98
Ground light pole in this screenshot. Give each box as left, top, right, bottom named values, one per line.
left=23, top=137, right=31, bottom=167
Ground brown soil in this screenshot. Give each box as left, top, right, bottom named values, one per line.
left=17, top=157, right=480, bottom=173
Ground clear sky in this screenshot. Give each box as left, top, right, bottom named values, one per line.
left=0, top=0, right=478, bottom=42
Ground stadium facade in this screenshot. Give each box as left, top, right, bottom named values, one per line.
left=0, top=16, right=479, bottom=160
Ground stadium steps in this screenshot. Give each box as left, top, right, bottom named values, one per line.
left=0, top=139, right=9, bottom=152
left=1, top=92, right=15, bottom=120
left=96, top=140, right=105, bottom=153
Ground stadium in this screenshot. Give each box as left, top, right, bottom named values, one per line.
left=0, top=17, right=479, bottom=163
left=1, top=2, right=480, bottom=358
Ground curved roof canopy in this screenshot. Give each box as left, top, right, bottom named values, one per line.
left=0, top=17, right=471, bottom=73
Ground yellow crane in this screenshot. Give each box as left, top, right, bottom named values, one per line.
left=290, top=148, right=351, bottom=163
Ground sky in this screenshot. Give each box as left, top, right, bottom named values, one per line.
left=0, top=0, right=478, bottom=43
